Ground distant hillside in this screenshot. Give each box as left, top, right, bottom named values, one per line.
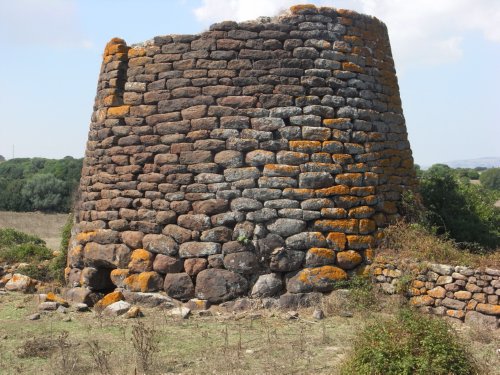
left=444, top=157, right=500, bottom=169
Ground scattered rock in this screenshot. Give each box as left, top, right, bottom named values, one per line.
left=251, top=273, right=283, bottom=298
left=279, top=292, right=322, bottom=309
left=103, top=301, right=131, bottom=317
left=39, top=302, right=58, bottom=311
left=28, top=313, right=41, bottom=321
left=75, top=303, right=90, bottom=312
left=168, top=306, right=191, bottom=319
left=5, top=274, right=35, bottom=293
left=124, top=306, right=143, bottom=319
left=312, top=309, right=325, bottom=320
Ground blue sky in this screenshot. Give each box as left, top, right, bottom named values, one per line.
left=0, top=0, right=498, bottom=167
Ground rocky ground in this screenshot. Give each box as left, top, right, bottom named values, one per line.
left=0, top=276, right=499, bottom=374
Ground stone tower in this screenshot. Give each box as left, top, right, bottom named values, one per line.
left=67, top=4, right=417, bottom=303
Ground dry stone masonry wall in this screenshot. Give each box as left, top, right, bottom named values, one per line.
left=371, top=258, right=500, bottom=329
left=67, top=4, right=417, bottom=303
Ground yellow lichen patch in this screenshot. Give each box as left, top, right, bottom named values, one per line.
left=289, top=140, right=321, bottom=153
left=309, top=247, right=335, bottom=259
left=326, top=232, right=347, bottom=251
left=289, top=4, right=317, bottom=14
left=128, top=249, right=154, bottom=273
left=76, top=231, right=96, bottom=244
left=350, top=186, right=375, bottom=196
left=446, top=310, right=465, bottom=319
left=110, top=268, right=130, bottom=287
left=427, top=287, right=446, bottom=299
left=348, top=206, right=375, bottom=219
left=107, top=105, right=130, bottom=118
left=283, top=188, right=314, bottom=200
left=342, top=62, right=364, bottom=73
left=314, top=219, right=358, bottom=233
left=123, top=271, right=162, bottom=293
left=102, top=94, right=122, bottom=107
left=331, top=154, right=353, bottom=165
left=323, top=118, right=351, bottom=127
left=128, top=46, right=146, bottom=58
left=263, top=164, right=300, bottom=177
left=67, top=245, right=83, bottom=265
left=359, top=219, right=376, bottom=234
left=336, top=250, right=363, bottom=270
left=347, top=235, right=374, bottom=249
left=104, top=38, right=128, bottom=56
left=46, top=292, right=69, bottom=307
left=315, top=185, right=350, bottom=197
left=343, top=35, right=363, bottom=46
left=95, top=291, right=124, bottom=309
left=476, top=303, right=500, bottom=316
left=297, top=265, right=347, bottom=285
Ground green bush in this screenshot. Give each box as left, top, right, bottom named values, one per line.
left=419, top=164, right=500, bottom=250
left=49, top=214, right=73, bottom=283
left=0, top=241, right=53, bottom=264
left=0, top=228, right=45, bottom=248
left=0, top=157, right=82, bottom=212
left=340, top=308, right=477, bottom=375
left=479, top=168, right=500, bottom=190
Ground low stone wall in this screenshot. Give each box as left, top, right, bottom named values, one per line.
left=371, top=257, right=500, bottom=329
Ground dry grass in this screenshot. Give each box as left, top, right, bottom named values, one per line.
left=380, top=221, right=500, bottom=269
left=0, top=290, right=498, bottom=375
left=0, top=211, right=68, bottom=250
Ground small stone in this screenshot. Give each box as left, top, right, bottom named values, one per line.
left=168, top=306, right=191, bottom=319
left=39, top=302, right=59, bottom=311
left=251, top=273, right=283, bottom=298
left=75, top=303, right=90, bottom=312
left=28, top=313, right=41, bottom=321
left=103, top=301, right=131, bottom=317
left=312, top=309, right=325, bottom=320
left=124, top=306, right=143, bottom=319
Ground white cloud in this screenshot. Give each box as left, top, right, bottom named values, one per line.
left=0, top=0, right=91, bottom=49
left=193, top=0, right=500, bottom=70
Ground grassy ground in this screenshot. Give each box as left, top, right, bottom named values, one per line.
left=0, top=211, right=68, bottom=250
left=0, top=291, right=498, bottom=375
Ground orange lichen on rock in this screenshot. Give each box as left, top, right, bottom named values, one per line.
left=95, top=291, right=124, bottom=309
left=343, top=35, right=363, bottom=46
left=107, top=105, right=130, bottom=118
left=346, top=235, right=374, bottom=249
left=359, top=219, right=376, bottom=234
left=263, top=164, right=300, bottom=177
left=331, top=154, right=353, bottom=165
left=76, top=231, right=96, bottom=244
left=128, top=249, right=154, bottom=273
left=102, top=94, right=122, bottom=107
left=350, top=186, right=375, bottom=196
left=348, top=206, right=375, bottom=218
left=326, top=232, right=347, bottom=251
left=104, top=38, right=128, bottom=56
left=315, top=219, right=358, bottom=233
left=46, top=292, right=69, bottom=307
left=289, top=140, right=321, bottom=153
left=297, top=265, right=347, bottom=286
left=309, top=247, right=335, bottom=259
left=315, top=185, right=350, bottom=197
left=323, top=118, right=351, bottom=128
left=336, top=250, right=363, bottom=270
left=128, top=46, right=146, bottom=58
left=110, top=268, right=130, bottom=287
left=342, top=62, right=364, bottom=73
left=409, top=295, right=434, bottom=307
left=289, top=4, right=318, bottom=14
left=363, top=248, right=375, bottom=263
left=476, top=303, right=500, bottom=316
left=123, top=271, right=163, bottom=292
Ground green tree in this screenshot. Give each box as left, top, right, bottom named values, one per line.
left=0, top=155, right=5, bottom=162
left=21, top=174, right=68, bottom=212
left=480, top=168, right=500, bottom=190
left=420, top=164, right=500, bottom=249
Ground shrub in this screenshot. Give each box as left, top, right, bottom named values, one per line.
left=419, top=164, right=500, bottom=249
left=479, top=168, right=500, bottom=190
left=340, top=308, right=478, bottom=375
left=49, top=214, right=73, bottom=283
left=0, top=228, right=52, bottom=263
